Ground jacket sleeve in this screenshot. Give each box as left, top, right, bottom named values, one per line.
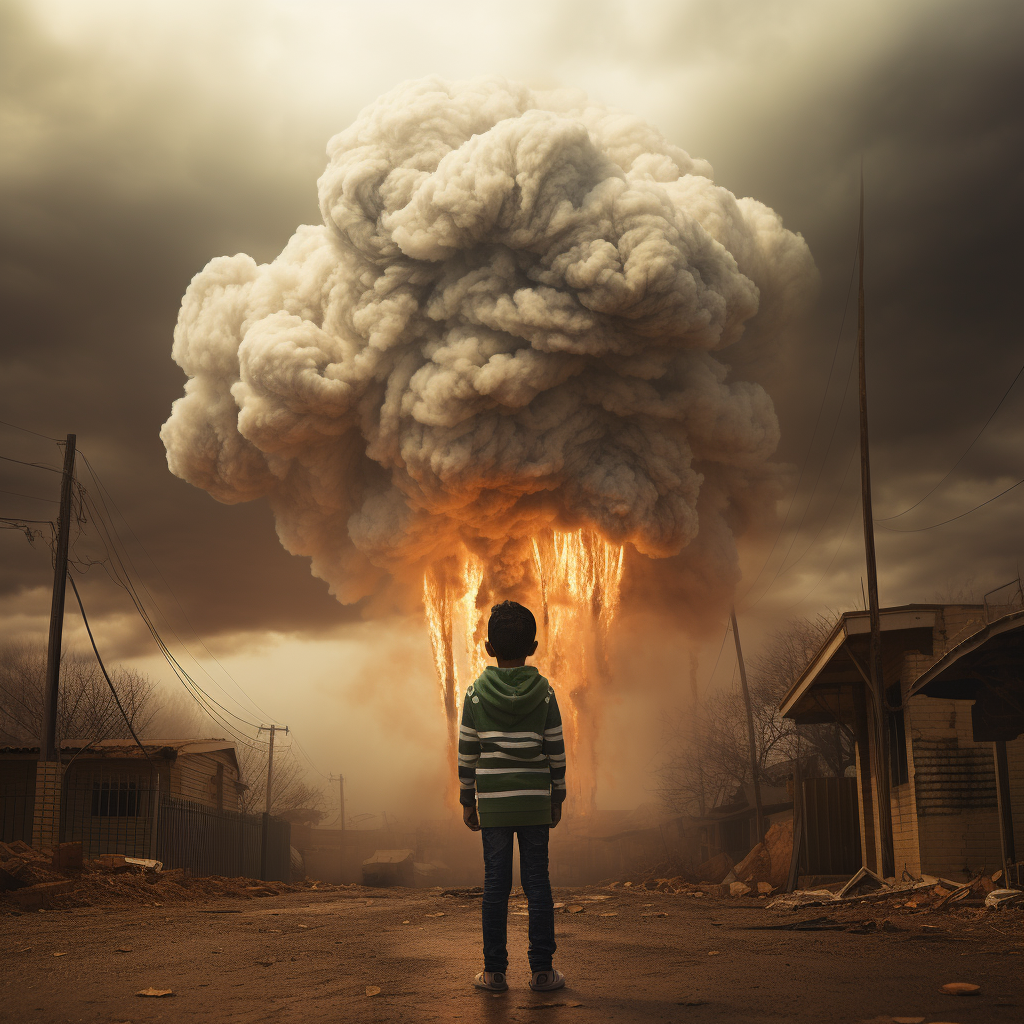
left=543, top=689, right=567, bottom=805
left=457, top=692, right=481, bottom=808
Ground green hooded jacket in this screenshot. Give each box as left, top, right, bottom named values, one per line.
left=457, top=665, right=567, bottom=827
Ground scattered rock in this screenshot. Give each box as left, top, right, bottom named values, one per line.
left=729, top=882, right=751, bottom=898
left=365, top=986, right=381, bottom=997
left=136, top=988, right=174, bottom=997
left=692, top=852, right=734, bottom=884
left=940, top=982, right=980, bottom=996
left=50, top=843, right=83, bottom=873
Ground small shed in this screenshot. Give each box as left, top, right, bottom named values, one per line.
left=362, top=849, right=415, bottom=887
left=780, top=604, right=1024, bottom=881
left=0, top=739, right=247, bottom=853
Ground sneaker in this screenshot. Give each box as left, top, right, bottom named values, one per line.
left=530, top=970, right=565, bottom=992
left=474, top=971, right=508, bottom=992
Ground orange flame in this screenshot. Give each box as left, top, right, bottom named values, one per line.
left=423, top=529, right=624, bottom=817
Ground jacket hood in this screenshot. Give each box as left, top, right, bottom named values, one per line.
left=472, top=666, right=549, bottom=726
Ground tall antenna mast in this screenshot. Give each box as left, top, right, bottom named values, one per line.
left=857, top=170, right=895, bottom=878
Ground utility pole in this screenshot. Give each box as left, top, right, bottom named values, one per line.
left=856, top=174, right=896, bottom=878
left=730, top=608, right=765, bottom=846
left=41, top=434, right=77, bottom=761
left=330, top=774, right=345, bottom=830
left=259, top=724, right=288, bottom=880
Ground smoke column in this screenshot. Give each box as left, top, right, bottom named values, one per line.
left=161, top=77, right=815, bottom=812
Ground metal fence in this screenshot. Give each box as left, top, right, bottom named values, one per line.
left=55, top=770, right=290, bottom=881
left=0, top=766, right=35, bottom=845
left=799, top=776, right=861, bottom=876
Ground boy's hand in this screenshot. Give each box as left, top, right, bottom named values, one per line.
left=549, top=801, right=562, bottom=828
left=463, top=804, right=481, bottom=831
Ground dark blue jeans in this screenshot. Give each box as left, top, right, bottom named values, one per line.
left=481, top=825, right=556, bottom=974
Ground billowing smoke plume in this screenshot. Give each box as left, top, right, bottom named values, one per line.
left=161, top=77, right=815, bottom=610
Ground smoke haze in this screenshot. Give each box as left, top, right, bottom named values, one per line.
left=2, top=0, right=1021, bottom=818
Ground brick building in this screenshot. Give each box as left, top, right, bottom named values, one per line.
left=780, top=604, right=1023, bottom=881
left=0, top=739, right=247, bottom=853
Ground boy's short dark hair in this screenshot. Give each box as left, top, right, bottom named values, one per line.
left=487, top=600, right=537, bottom=660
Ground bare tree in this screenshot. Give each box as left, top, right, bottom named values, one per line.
left=0, top=640, right=159, bottom=746
left=657, top=613, right=854, bottom=817
left=234, top=741, right=327, bottom=824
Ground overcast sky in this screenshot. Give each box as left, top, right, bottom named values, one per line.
left=1, top=0, right=1021, bottom=818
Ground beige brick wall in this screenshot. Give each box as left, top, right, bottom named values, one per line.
left=906, top=691, right=1004, bottom=878
left=32, top=760, right=63, bottom=850
left=890, top=609, right=1013, bottom=880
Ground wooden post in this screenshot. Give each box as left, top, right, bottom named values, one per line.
left=41, top=434, right=76, bottom=761
left=855, top=176, right=895, bottom=878
left=730, top=608, right=765, bottom=846
left=786, top=750, right=803, bottom=892
left=993, top=740, right=1016, bottom=880
left=259, top=724, right=288, bottom=881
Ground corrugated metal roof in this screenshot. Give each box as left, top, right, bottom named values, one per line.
left=0, top=738, right=241, bottom=774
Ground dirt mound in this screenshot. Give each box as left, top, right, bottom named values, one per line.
left=0, top=840, right=352, bottom=913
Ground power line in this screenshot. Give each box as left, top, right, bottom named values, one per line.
left=75, top=456, right=332, bottom=782
left=77, top=453, right=274, bottom=723
left=0, top=419, right=60, bottom=441
left=67, top=572, right=152, bottom=763
left=72, top=484, right=266, bottom=744
left=876, top=475, right=1024, bottom=533
left=0, top=487, right=58, bottom=502
left=73, top=472, right=264, bottom=730
left=0, top=453, right=62, bottom=474
left=877, top=357, right=1024, bottom=521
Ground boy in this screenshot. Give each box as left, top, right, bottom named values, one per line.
left=457, top=600, right=567, bottom=994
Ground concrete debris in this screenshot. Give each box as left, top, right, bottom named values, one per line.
left=766, top=890, right=838, bottom=910
left=729, top=882, right=752, bottom=898
left=838, top=867, right=888, bottom=899
left=124, top=858, right=162, bottom=872
left=984, top=888, right=1024, bottom=909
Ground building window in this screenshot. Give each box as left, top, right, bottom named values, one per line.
left=887, top=686, right=909, bottom=786
left=91, top=779, right=139, bottom=817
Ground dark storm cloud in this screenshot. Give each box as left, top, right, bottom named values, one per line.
left=620, top=0, right=1024, bottom=615
left=1, top=0, right=1022, bottom=657
left=0, top=0, right=363, bottom=650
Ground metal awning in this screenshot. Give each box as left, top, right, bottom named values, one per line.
left=779, top=606, right=941, bottom=722
left=909, top=609, right=1024, bottom=742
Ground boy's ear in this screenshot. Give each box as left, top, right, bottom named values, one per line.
left=484, top=640, right=495, bottom=658
left=530, top=640, right=538, bottom=655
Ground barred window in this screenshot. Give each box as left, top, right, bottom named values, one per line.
left=91, top=779, right=139, bottom=817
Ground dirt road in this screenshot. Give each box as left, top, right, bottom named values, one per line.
left=2, top=886, right=1021, bottom=1023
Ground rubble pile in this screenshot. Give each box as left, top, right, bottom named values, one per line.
left=0, top=840, right=349, bottom=912
left=610, top=820, right=796, bottom=898
left=767, top=866, right=1024, bottom=922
